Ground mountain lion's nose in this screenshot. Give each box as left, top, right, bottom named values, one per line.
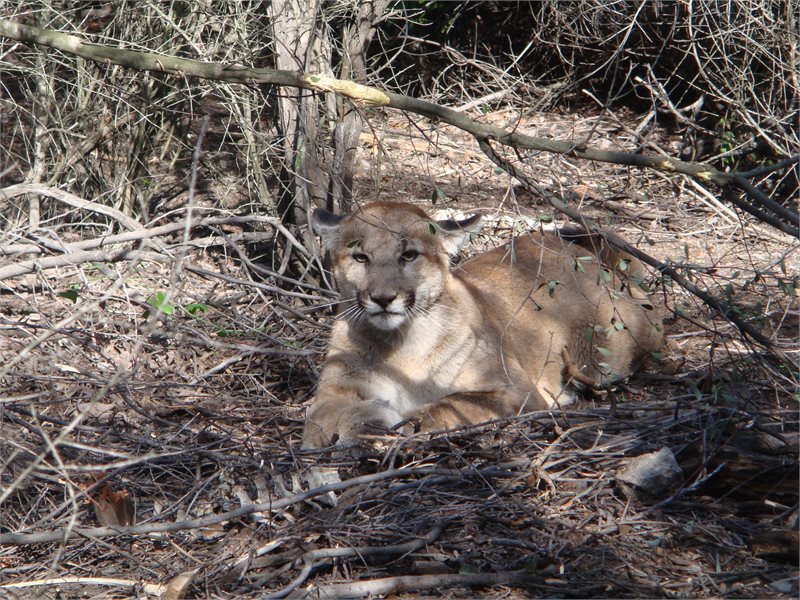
left=370, top=293, right=397, bottom=309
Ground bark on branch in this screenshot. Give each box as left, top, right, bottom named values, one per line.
left=1, top=18, right=796, bottom=235
left=307, top=571, right=542, bottom=599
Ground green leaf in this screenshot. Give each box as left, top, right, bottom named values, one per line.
left=58, top=289, right=80, bottom=303
left=596, top=346, right=612, bottom=358
left=146, top=292, right=174, bottom=316
left=617, top=259, right=629, bottom=272
left=600, top=268, right=612, bottom=283
left=574, top=256, right=592, bottom=273
left=428, top=222, right=438, bottom=235
left=431, top=188, right=446, bottom=204
left=346, top=239, right=361, bottom=248
left=184, top=302, right=209, bottom=316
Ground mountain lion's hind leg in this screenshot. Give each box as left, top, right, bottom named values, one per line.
left=416, top=392, right=519, bottom=432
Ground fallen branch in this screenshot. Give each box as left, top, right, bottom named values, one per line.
left=0, top=214, right=279, bottom=257
left=0, top=240, right=330, bottom=300
left=0, top=185, right=294, bottom=259
left=264, top=526, right=447, bottom=599
left=0, top=247, right=170, bottom=281
left=0, top=576, right=166, bottom=596
left=0, top=204, right=327, bottom=297
left=0, top=18, right=796, bottom=233
left=0, top=463, right=527, bottom=545
left=305, top=570, right=542, bottom=598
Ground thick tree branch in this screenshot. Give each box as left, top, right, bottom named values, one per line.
left=0, top=18, right=796, bottom=233
left=0, top=19, right=308, bottom=88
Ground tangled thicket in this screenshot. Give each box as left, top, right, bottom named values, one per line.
left=395, top=2, right=798, bottom=156
left=2, top=0, right=798, bottom=219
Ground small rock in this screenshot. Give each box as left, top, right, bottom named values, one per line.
left=617, top=447, right=683, bottom=500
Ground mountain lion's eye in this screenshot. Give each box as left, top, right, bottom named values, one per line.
left=400, top=250, right=419, bottom=263
left=352, top=253, right=369, bottom=264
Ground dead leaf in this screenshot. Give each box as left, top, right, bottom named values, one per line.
left=93, top=484, right=135, bottom=527
left=163, top=569, right=199, bottom=600
left=75, top=402, right=117, bottom=423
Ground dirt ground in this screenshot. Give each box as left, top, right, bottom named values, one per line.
left=1, top=108, right=798, bottom=599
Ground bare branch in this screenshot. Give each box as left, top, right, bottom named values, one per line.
left=265, top=526, right=446, bottom=599
left=0, top=577, right=166, bottom=596
left=477, top=139, right=798, bottom=369
left=1, top=18, right=795, bottom=232
left=307, top=570, right=542, bottom=598
left=0, top=183, right=143, bottom=231
left=0, top=215, right=279, bottom=257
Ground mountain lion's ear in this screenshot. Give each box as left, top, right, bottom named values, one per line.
left=311, top=208, right=346, bottom=251
left=435, top=214, right=482, bottom=257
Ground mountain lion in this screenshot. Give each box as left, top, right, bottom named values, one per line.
left=303, top=201, right=662, bottom=450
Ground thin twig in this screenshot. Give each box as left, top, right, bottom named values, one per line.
left=0, top=465, right=525, bottom=545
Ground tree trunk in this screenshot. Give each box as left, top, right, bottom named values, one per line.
left=269, top=0, right=332, bottom=226
left=330, top=0, right=390, bottom=214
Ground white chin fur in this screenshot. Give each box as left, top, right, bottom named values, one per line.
left=367, top=312, right=408, bottom=330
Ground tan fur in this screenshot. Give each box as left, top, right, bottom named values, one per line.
left=303, top=202, right=663, bottom=448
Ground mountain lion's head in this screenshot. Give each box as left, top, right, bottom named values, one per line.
left=312, top=202, right=481, bottom=331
